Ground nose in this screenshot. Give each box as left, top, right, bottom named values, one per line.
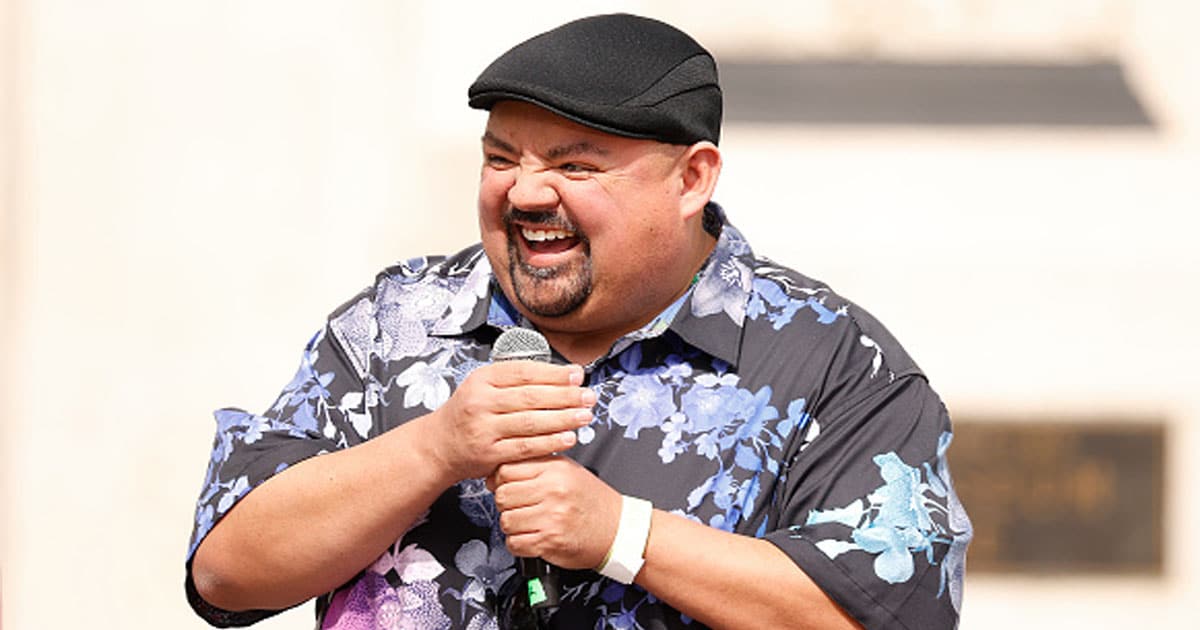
left=507, top=167, right=560, bottom=211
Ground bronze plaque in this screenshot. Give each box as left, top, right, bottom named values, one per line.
left=951, top=419, right=1164, bottom=574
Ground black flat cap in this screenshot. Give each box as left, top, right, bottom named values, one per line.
left=468, top=14, right=722, bottom=145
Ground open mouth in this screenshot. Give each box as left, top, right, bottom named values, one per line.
left=518, top=225, right=581, bottom=256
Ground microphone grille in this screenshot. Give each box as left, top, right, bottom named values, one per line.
left=490, top=327, right=552, bottom=362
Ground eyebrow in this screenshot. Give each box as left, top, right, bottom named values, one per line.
left=481, top=131, right=516, bottom=154
left=481, top=132, right=610, bottom=161
left=546, top=141, right=609, bottom=161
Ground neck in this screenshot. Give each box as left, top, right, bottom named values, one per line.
left=541, top=330, right=625, bottom=366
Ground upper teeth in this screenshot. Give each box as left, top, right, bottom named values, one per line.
left=522, top=227, right=575, bottom=242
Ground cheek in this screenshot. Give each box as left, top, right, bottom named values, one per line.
left=477, top=173, right=514, bottom=274
left=477, top=173, right=511, bottom=223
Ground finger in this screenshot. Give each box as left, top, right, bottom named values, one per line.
left=492, top=476, right=545, bottom=511
left=485, top=361, right=584, bottom=387
left=504, top=531, right=542, bottom=558
left=494, top=431, right=577, bottom=463
left=489, top=384, right=596, bottom=414
left=492, top=457, right=556, bottom=486
left=495, top=408, right=592, bottom=438
left=498, top=504, right=543, bottom=537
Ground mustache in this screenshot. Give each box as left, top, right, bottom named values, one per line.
left=504, top=208, right=579, bottom=232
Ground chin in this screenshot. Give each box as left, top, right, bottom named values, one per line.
left=512, top=281, right=591, bottom=319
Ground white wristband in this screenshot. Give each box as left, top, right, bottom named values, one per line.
left=597, top=495, right=653, bottom=584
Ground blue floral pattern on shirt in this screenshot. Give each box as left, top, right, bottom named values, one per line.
left=797, top=431, right=971, bottom=613
left=188, top=205, right=970, bottom=630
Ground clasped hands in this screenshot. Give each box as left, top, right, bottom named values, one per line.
left=426, top=360, right=623, bottom=570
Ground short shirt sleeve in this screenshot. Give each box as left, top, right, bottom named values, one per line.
left=185, top=325, right=368, bottom=626
left=762, top=325, right=972, bottom=629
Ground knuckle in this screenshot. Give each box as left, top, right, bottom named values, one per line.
left=493, top=466, right=510, bottom=486
left=507, top=538, right=530, bottom=557
left=495, top=362, right=529, bottom=386
left=520, top=413, right=538, bottom=436
left=460, top=397, right=484, bottom=419
left=516, top=362, right=542, bottom=384
left=461, top=425, right=485, bottom=451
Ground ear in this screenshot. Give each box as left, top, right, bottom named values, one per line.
left=677, top=141, right=722, bottom=221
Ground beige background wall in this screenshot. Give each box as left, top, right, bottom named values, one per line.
left=3, top=1, right=1198, bottom=627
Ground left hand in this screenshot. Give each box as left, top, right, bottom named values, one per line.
left=489, top=456, right=622, bottom=570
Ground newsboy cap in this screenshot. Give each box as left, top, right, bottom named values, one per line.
left=468, top=14, right=722, bottom=145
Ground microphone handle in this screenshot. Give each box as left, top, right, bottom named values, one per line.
left=490, top=327, right=562, bottom=614
left=519, top=556, right=561, bottom=609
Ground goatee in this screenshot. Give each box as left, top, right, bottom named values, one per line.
left=504, top=210, right=593, bottom=317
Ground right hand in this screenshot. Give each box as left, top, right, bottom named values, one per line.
left=423, top=360, right=595, bottom=481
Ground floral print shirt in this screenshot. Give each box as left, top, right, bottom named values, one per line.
left=187, top=204, right=972, bottom=630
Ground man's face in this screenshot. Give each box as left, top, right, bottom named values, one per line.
left=478, top=101, right=694, bottom=338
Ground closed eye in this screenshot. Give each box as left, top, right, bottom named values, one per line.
left=485, top=153, right=515, bottom=168
left=559, top=162, right=597, bottom=174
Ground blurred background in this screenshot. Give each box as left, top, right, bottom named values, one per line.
left=3, top=0, right=1198, bottom=627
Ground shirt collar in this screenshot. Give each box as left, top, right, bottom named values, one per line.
left=428, top=247, right=496, bottom=337
left=428, top=251, right=533, bottom=338
left=429, top=204, right=754, bottom=368
left=666, top=207, right=753, bottom=367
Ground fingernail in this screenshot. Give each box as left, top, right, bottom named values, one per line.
left=581, top=388, right=597, bottom=406
left=560, top=430, right=577, bottom=448
left=575, top=409, right=593, bottom=425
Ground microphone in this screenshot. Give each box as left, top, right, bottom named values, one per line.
left=490, top=328, right=562, bottom=614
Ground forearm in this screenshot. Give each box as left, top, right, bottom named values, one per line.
left=192, top=361, right=590, bottom=612
left=192, top=414, right=454, bottom=611
left=636, top=511, right=863, bottom=630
